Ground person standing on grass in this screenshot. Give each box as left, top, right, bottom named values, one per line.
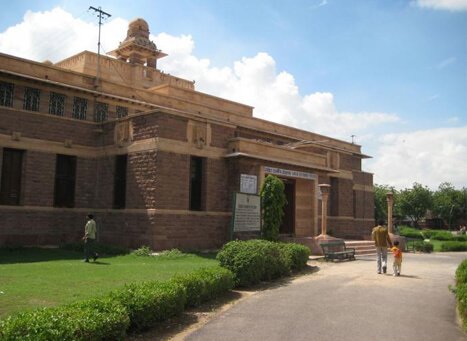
left=372, top=219, right=392, bottom=274
left=390, top=240, right=403, bottom=276
left=83, top=214, right=99, bottom=262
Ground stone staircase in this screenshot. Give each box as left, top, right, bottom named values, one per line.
left=345, top=240, right=377, bottom=257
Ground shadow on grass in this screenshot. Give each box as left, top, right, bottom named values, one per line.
left=0, top=247, right=83, bottom=264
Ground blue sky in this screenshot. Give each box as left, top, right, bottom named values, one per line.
left=0, top=0, right=466, bottom=189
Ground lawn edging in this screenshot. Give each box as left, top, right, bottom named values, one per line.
left=0, top=265, right=234, bottom=340
left=454, top=259, right=467, bottom=331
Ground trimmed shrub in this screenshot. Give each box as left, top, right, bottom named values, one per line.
left=173, top=267, right=234, bottom=307
left=399, top=227, right=423, bottom=239
left=109, top=280, right=186, bottom=331
left=0, top=298, right=129, bottom=341
left=216, top=240, right=265, bottom=287
left=455, top=260, right=467, bottom=331
left=440, top=241, right=467, bottom=252
left=216, top=239, right=292, bottom=287
left=413, top=241, right=434, bottom=253
left=453, top=235, right=467, bottom=242
left=429, top=231, right=454, bottom=241
left=279, top=243, right=310, bottom=271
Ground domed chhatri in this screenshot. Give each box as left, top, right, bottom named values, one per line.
left=127, top=18, right=150, bottom=39
left=109, top=17, right=167, bottom=68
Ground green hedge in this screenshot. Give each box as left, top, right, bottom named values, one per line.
left=429, top=231, right=455, bottom=241
left=440, top=241, right=467, bottom=252
left=0, top=264, right=236, bottom=340
left=0, top=298, right=129, bottom=341
left=455, top=260, right=467, bottom=331
left=413, top=241, right=434, bottom=253
left=278, top=243, right=311, bottom=271
left=172, top=267, right=234, bottom=307
left=109, top=280, right=186, bottom=332
left=399, top=227, right=423, bottom=239
left=216, top=240, right=309, bottom=287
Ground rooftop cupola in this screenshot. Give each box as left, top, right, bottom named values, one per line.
left=108, top=18, right=167, bottom=68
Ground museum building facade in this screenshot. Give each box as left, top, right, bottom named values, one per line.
left=0, top=19, right=374, bottom=250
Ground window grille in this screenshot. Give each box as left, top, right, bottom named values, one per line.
left=72, top=97, right=87, bottom=120
left=116, top=105, right=128, bottom=118
left=94, top=102, right=108, bottom=122
left=0, top=82, right=14, bottom=107
left=49, top=92, right=66, bottom=116
left=23, top=87, right=40, bottom=111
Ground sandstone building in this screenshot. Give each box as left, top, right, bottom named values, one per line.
left=0, top=19, right=374, bottom=250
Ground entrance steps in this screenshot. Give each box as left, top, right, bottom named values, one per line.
left=345, top=240, right=377, bottom=257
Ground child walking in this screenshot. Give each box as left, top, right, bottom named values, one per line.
left=390, top=240, right=402, bottom=276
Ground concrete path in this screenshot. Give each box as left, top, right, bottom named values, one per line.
left=186, top=252, right=467, bottom=341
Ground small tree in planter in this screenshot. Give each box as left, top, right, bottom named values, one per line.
left=260, top=175, right=287, bottom=241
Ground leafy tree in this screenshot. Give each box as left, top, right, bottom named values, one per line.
left=374, top=184, right=401, bottom=223
left=432, top=182, right=465, bottom=229
left=398, top=183, right=433, bottom=227
left=260, top=175, right=286, bottom=241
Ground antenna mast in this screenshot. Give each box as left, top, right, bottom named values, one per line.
left=89, top=6, right=111, bottom=89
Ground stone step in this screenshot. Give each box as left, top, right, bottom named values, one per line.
left=345, top=240, right=376, bottom=257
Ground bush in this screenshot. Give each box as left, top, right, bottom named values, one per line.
left=158, top=249, right=185, bottom=258
left=429, top=231, right=454, bottom=241
left=260, top=175, right=286, bottom=241
left=279, top=243, right=310, bottom=271
left=455, top=260, right=467, bottom=331
left=440, top=241, right=467, bottom=252
left=453, top=235, right=467, bottom=242
left=173, top=267, right=234, bottom=307
left=217, top=239, right=297, bottom=287
left=109, top=280, right=185, bottom=331
left=413, top=241, right=434, bottom=253
left=0, top=298, right=129, bottom=341
left=399, top=227, right=423, bottom=239
left=131, top=246, right=153, bottom=257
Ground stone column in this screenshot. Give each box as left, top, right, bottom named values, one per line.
left=386, top=192, right=394, bottom=234
left=318, top=184, right=331, bottom=236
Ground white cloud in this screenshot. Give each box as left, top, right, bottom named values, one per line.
left=437, top=56, right=457, bottom=69
left=2, top=7, right=465, bottom=190
left=0, top=7, right=127, bottom=62
left=367, top=126, right=467, bottom=189
left=415, top=0, right=467, bottom=11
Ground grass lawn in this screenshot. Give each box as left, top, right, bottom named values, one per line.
left=0, top=248, right=218, bottom=318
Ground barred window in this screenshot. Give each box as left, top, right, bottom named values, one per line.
left=94, top=102, right=108, bottom=122
left=116, top=105, right=128, bottom=118
left=23, top=87, right=41, bottom=112
left=49, top=92, right=66, bottom=116
left=0, top=82, right=14, bottom=107
left=72, top=97, right=87, bottom=120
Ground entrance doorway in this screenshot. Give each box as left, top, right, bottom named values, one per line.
left=279, top=179, right=295, bottom=235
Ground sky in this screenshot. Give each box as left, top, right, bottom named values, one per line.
left=0, top=0, right=466, bottom=190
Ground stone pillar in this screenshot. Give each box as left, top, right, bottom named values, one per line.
left=386, top=192, right=394, bottom=234
left=318, top=184, right=331, bottom=236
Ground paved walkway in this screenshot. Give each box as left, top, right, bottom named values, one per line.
left=186, top=252, right=467, bottom=341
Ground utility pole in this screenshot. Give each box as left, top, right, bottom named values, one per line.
left=89, top=6, right=111, bottom=89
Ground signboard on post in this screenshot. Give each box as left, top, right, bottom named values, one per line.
left=231, top=192, right=261, bottom=236
left=240, top=174, right=257, bottom=194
